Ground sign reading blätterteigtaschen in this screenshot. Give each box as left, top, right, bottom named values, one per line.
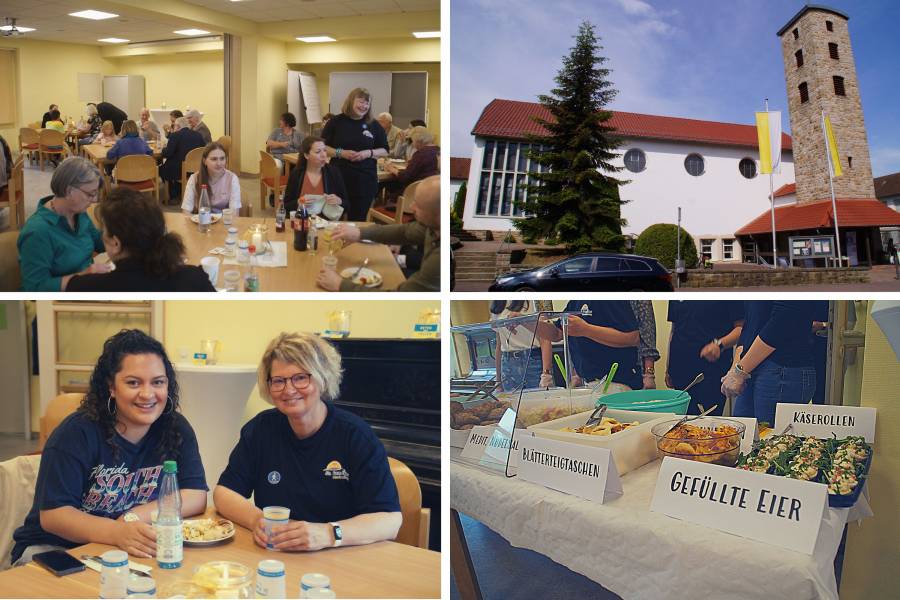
left=650, top=457, right=827, bottom=554
left=774, top=404, right=876, bottom=443
left=518, top=435, right=623, bottom=504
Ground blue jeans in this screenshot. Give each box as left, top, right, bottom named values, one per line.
left=733, top=361, right=816, bottom=425
left=500, top=348, right=543, bottom=391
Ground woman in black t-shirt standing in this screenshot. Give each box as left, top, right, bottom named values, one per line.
left=322, top=88, right=389, bottom=222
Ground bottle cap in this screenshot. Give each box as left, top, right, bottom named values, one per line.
left=163, top=460, right=178, bottom=473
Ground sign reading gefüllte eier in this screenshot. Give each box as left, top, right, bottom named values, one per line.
left=650, top=457, right=827, bottom=554
left=518, top=435, right=622, bottom=504
left=774, top=403, right=876, bottom=443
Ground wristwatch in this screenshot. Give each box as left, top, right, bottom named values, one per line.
left=123, top=511, right=140, bottom=523
left=734, top=363, right=751, bottom=378
left=643, top=366, right=655, bottom=375
left=329, top=522, right=343, bottom=547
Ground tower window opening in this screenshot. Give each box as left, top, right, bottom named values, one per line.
left=799, top=82, right=809, bottom=103
left=848, top=156, right=853, bottom=169
left=833, top=76, right=846, bottom=96
left=826, top=21, right=833, bottom=32
left=795, top=49, right=804, bottom=67
left=829, top=43, right=839, bottom=60
left=792, top=27, right=799, bottom=39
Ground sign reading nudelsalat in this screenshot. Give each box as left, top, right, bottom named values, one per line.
left=774, top=404, right=876, bottom=443
left=650, top=457, right=827, bottom=554
left=518, top=435, right=622, bottom=504
left=460, top=425, right=526, bottom=467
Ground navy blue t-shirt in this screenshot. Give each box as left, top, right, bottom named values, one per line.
left=217, top=405, right=400, bottom=523
left=322, top=114, right=389, bottom=199
left=738, top=301, right=817, bottom=368
left=12, top=411, right=207, bottom=562
left=563, top=300, right=642, bottom=389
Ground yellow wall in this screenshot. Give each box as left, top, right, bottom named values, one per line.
left=107, top=51, right=225, bottom=140
left=162, top=300, right=440, bottom=364
left=840, top=304, right=900, bottom=599
left=0, top=38, right=115, bottom=142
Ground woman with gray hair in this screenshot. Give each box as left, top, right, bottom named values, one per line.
left=17, top=156, right=111, bottom=291
left=214, top=332, right=401, bottom=552
left=382, top=125, right=439, bottom=193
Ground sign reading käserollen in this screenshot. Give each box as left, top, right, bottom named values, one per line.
left=774, top=403, right=876, bottom=443
left=518, top=435, right=622, bottom=504
left=650, top=457, right=827, bottom=554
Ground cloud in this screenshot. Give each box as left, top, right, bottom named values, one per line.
left=870, top=146, right=900, bottom=177
left=616, top=0, right=655, bottom=16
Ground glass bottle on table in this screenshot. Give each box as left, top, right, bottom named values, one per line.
left=156, top=460, right=183, bottom=570
left=244, top=245, right=260, bottom=292
left=198, top=184, right=212, bottom=233
left=275, top=203, right=286, bottom=233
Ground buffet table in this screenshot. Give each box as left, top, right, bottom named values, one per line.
left=451, top=448, right=871, bottom=600
left=0, top=511, right=440, bottom=599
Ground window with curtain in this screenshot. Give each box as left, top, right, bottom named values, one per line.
left=0, top=49, right=18, bottom=125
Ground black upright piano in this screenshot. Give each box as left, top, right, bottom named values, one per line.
left=330, top=338, right=440, bottom=551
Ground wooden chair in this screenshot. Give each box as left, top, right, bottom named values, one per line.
left=0, top=156, right=25, bottom=231
left=180, top=146, right=204, bottom=203
left=259, top=151, right=288, bottom=212
left=367, top=180, right=419, bottom=225
left=39, top=393, right=85, bottom=450
left=388, top=457, right=431, bottom=549
left=114, top=154, right=160, bottom=203
left=38, top=129, right=68, bottom=171
left=216, top=135, right=232, bottom=169
left=18, top=127, right=40, bottom=166
left=0, top=231, right=21, bottom=291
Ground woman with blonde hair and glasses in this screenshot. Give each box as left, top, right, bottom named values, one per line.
left=17, top=157, right=112, bottom=291
left=322, top=87, right=390, bottom=221
left=214, top=333, right=401, bottom=552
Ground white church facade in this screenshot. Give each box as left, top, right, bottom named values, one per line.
left=460, top=99, right=796, bottom=262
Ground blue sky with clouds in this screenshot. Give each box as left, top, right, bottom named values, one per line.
left=450, top=0, right=900, bottom=177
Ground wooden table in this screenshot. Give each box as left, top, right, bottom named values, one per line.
left=164, top=213, right=406, bottom=291
left=282, top=153, right=404, bottom=182
left=0, top=515, right=440, bottom=599
left=81, top=143, right=163, bottom=166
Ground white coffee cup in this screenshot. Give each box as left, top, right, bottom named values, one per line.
left=200, top=256, right=220, bottom=286
left=222, top=208, right=234, bottom=225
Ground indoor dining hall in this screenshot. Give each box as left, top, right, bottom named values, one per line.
left=0, top=299, right=441, bottom=598
left=0, top=0, right=441, bottom=292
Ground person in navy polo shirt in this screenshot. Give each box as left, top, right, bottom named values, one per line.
left=11, top=330, right=208, bottom=565
left=214, top=332, right=401, bottom=551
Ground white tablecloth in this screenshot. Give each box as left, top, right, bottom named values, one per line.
left=451, top=449, right=872, bottom=600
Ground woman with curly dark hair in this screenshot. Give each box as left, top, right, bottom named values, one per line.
left=11, top=330, right=208, bottom=565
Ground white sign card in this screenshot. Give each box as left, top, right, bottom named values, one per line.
left=774, top=403, right=876, bottom=443
left=650, top=457, right=827, bottom=555
left=518, top=435, right=623, bottom=504
left=460, top=425, right=528, bottom=468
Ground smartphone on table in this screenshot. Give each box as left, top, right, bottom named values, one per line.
left=32, top=550, right=86, bottom=577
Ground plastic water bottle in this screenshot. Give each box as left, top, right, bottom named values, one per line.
left=244, top=246, right=260, bottom=292
left=156, top=460, right=183, bottom=570
left=100, top=549, right=129, bottom=599
left=198, top=184, right=212, bottom=233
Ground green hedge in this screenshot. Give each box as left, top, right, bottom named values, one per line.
left=634, top=223, right=698, bottom=269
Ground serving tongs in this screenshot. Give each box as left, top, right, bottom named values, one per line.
left=663, top=403, right=719, bottom=435
left=583, top=403, right=609, bottom=428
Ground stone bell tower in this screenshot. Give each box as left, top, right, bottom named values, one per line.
left=777, top=4, right=876, bottom=204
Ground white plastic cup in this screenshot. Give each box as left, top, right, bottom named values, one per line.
left=262, top=506, right=290, bottom=550
left=223, top=269, right=241, bottom=292
left=126, top=573, right=157, bottom=598
left=222, top=208, right=234, bottom=225
left=300, top=573, right=332, bottom=597
left=321, top=255, right=338, bottom=272
left=200, top=256, right=220, bottom=286
left=255, top=559, right=285, bottom=598
left=100, top=550, right=129, bottom=599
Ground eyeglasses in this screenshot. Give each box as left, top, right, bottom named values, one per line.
left=268, top=373, right=312, bottom=392
left=74, top=186, right=100, bottom=199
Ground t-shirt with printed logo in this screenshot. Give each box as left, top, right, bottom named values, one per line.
left=217, top=405, right=400, bottom=523
left=11, top=411, right=206, bottom=562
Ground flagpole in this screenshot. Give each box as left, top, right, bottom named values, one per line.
left=766, top=99, right=777, bottom=269
left=822, top=110, right=843, bottom=267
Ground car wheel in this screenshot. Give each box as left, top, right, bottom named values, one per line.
left=516, top=286, right=536, bottom=292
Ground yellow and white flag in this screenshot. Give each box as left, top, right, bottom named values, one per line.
left=756, top=111, right=782, bottom=174
left=823, top=113, right=843, bottom=178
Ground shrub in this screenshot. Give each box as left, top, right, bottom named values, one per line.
left=634, top=223, right=698, bottom=269
left=450, top=181, right=466, bottom=230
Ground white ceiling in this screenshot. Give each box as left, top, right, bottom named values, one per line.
left=0, top=0, right=439, bottom=45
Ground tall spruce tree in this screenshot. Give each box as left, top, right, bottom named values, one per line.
left=516, top=22, right=627, bottom=253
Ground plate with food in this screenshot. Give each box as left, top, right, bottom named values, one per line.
left=182, top=517, right=235, bottom=546
left=190, top=213, right=222, bottom=224
left=340, top=267, right=382, bottom=288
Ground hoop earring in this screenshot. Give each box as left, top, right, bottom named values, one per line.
left=107, top=395, right=116, bottom=415
left=163, top=398, right=175, bottom=415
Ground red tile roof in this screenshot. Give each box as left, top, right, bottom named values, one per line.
left=772, top=183, right=797, bottom=198
left=471, top=99, right=793, bottom=151
left=736, top=198, right=900, bottom=235
left=450, top=157, right=471, bottom=180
